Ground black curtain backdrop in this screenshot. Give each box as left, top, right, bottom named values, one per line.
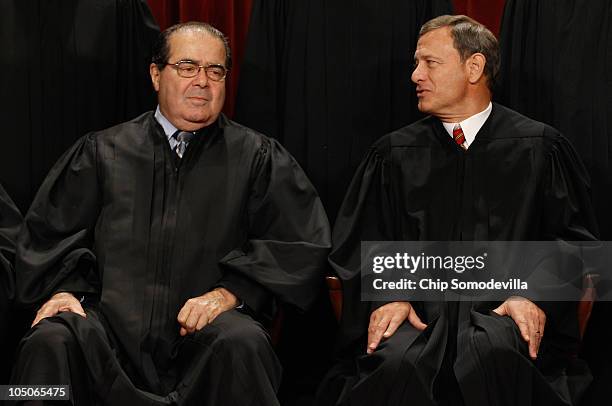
left=0, top=0, right=159, bottom=214
left=235, top=0, right=454, bottom=223
left=497, top=1, right=612, bottom=405
left=498, top=0, right=612, bottom=240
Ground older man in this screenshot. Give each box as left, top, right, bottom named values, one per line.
left=317, top=15, right=597, bottom=406
left=11, top=22, right=330, bottom=405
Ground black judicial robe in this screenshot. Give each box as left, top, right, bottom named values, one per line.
left=318, top=104, right=598, bottom=406
left=0, top=184, right=21, bottom=311
left=0, top=184, right=22, bottom=382
left=15, top=112, right=331, bottom=399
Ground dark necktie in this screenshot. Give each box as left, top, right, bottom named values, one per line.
left=452, top=124, right=467, bottom=150
left=174, top=131, right=194, bottom=158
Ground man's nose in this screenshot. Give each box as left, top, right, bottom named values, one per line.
left=411, top=64, right=423, bottom=84
left=194, top=68, right=209, bottom=87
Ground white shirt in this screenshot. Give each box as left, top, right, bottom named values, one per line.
left=154, top=105, right=197, bottom=151
left=442, top=102, right=492, bottom=149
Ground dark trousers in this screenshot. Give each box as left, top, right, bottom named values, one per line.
left=10, top=309, right=281, bottom=406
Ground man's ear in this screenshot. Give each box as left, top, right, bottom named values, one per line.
left=150, top=63, right=161, bottom=91
left=467, top=53, right=486, bottom=84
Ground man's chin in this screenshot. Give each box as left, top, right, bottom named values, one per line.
left=185, top=109, right=212, bottom=123
left=416, top=101, right=430, bottom=114
left=187, top=99, right=209, bottom=107
left=182, top=113, right=219, bottom=129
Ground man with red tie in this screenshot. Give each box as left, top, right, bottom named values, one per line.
left=318, top=15, right=597, bottom=406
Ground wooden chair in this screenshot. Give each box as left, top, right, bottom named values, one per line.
left=325, top=276, right=343, bottom=322
left=578, top=273, right=597, bottom=339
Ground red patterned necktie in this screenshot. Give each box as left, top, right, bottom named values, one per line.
left=452, top=124, right=467, bottom=150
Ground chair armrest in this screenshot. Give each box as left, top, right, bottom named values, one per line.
left=326, top=276, right=342, bottom=322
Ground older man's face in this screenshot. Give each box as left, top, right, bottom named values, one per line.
left=150, top=30, right=226, bottom=131
left=411, top=27, right=471, bottom=120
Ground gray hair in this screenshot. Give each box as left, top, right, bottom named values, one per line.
left=420, top=15, right=499, bottom=92
left=152, top=21, right=232, bottom=71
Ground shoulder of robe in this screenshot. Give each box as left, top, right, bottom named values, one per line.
left=490, top=103, right=564, bottom=143
left=369, top=115, right=439, bottom=157
left=82, top=111, right=157, bottom=145
left=487, top=105, right=587, bottom=168
left=218, top=114, right=276, bottom=152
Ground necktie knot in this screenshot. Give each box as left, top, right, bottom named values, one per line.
left=452, top=124, right=467, bottom=150
left=174, top=131, right=194, bottom=143
left=173, top=131, right=194, bottom=158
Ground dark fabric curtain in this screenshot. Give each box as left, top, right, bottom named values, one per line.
left=497, top=1, right=612, bottom=404
left=235, top=0, right=454, bottom=222
left=146, top=0, right=254, bottom=119
left=453, top=0, right=506, bottom=35
left=0, top=0, right=159, bottom=213
left=498, top=0, right=612, bottom=240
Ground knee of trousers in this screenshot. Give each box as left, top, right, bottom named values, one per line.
left=464, top=328, right=526, bottom=369
left=198, top=317, right=274, bottom=360
left=19, top=319, right=77, bottom=356
left=368, top=328, right=420, bottom=376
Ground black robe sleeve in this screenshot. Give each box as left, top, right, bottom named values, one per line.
left=329, top=142, right=400, bottom=348
left=476, top=129, right=600, bottom=346
left=0, top=184, right=22, bottom=304
left=533, top=132, right=599, bottom=343
left=541, top=132, right=599, bottom=241
left=16, top=135, right=101, bottom=308
left=218, top=137, right=331, bottom=314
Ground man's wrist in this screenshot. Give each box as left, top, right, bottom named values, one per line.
left=51, top=291, right=77, bottom=300
left=213, top=287, right=239, bottom=308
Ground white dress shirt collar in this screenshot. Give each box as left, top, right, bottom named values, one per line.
left=442, top=102, right=493, bottom=149
left=154, top=105, right=178, bottom=142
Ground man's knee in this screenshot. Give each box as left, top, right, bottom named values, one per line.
left=197, top=311, right=273, bottom=357
left=20, top=319, right=76, bottom=354
left=365, top=323, right=422, bottom=376
left=465, top=327, right=527, bottom=369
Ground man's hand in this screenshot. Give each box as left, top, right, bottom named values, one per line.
left=177, top=287, right=238, bottom=336
left=32, top=292, right=86, bottom=327
left=492, top=296, right=546, bottom=360
left=367, top=301, right=427, bottom=354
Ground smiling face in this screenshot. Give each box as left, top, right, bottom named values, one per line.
left=150, top=30, right=226, bottom=131
left=411, top=27, right=471, bottom=120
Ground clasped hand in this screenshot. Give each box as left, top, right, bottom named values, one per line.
left=177, top=287, right=238, bottom=336
left=31, top=292, right=86, bottom=327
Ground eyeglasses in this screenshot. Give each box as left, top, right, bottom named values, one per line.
left=166, top=60, right=228, bottom=81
